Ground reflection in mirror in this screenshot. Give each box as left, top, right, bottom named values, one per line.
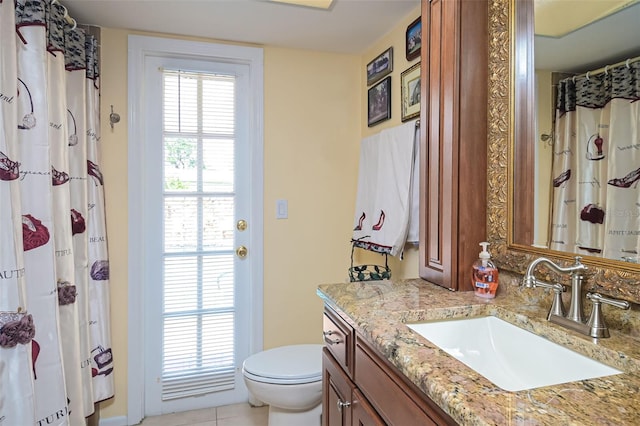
left=515, top=0, right=640, bottom=263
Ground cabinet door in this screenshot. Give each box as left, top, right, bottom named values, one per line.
left=351, top=389, right=384, bottom=426
left=420, top=0, right=455, bottom=289
left=323, top=348, right=353, bottom=426
left=354, top=336, right=456, bottom=425
left=419, top=0, right=488, bottom=291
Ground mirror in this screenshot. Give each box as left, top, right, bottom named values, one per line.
left=486, top=0, right=640, bottom=304
left=512, top=0, right=640, bottom=263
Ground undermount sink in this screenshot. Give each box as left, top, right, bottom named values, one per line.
left=407, top=316, right=622, bottom=391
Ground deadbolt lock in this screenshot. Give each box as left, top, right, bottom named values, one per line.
left=237, top=220, right=248, bottom=231
left=236, top=246, right=248, bottom=258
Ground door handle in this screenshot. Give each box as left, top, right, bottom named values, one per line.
left=236, top=246, right=248, bottom=258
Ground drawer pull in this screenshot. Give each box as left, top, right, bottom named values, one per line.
left=323, top=330, right=342, bottom=345
left=337, top=400, right=351, bottom=412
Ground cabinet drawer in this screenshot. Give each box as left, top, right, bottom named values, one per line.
left=355, top=336, right=456, bottom=426
left=323, top=308, right=354, bottom=377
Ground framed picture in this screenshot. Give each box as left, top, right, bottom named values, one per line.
left=366, top=47, right=393, bottom=86
left=401, top=63, right=421, bottom=122
left=406, top=16, right=421, bottom=61
left=368, top=76, right=391, bottom=127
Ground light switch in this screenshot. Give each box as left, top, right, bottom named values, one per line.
left=276, top=199, right=288, bottom=219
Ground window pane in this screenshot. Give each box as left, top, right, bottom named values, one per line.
left=203, top=255, right=234, bottom=309
left=203, top=138, right=234, bottom=192
left=203, top=197, right=234, bottom=250
left=202, top=77, right=234, bottom=135
left=164, top=256, right=198, bottom=313
left=163, top=315, right=198, bottom=373
left=202, top=313, right=234, bottom=370
left=164, top=73, right=198, bottom=133
left=164, top=137, right=198, bottom=191
left=164, top=197, right=198, bottom=252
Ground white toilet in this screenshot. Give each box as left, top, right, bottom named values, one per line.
left=242, top=344, right=324, bottom=426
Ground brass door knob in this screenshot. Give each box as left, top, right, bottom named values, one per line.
left=236, top=246, right=248, bottom=258
left=237, top=220, right=247, bottom=231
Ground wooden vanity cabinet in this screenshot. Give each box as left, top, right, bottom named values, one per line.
left=322, top=305, right=456, bottom=426
left=419, top=0, right=488, bottom=291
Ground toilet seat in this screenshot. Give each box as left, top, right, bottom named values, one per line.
left=242, top=344, right=323, bottom=385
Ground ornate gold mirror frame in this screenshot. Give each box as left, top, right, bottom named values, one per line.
left=487, top=0, right=640, bottom=304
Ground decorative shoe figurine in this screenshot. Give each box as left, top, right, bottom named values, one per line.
left=553, top=169, right=571, bottom=187
left=608, top=166, right=640, bottom=188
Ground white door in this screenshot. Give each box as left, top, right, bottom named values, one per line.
left=127, top=36, right=264, bottom=419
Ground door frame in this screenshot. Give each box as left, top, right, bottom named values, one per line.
left=127, top=35, right=264, bottom=425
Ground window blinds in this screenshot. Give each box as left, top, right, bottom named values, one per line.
left=161, top=69, right=237, bottom=400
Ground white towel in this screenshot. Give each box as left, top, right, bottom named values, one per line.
left=352, top=121, right=419, bottom=257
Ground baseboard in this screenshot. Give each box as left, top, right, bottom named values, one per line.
left=99, top=415, right=128, bottom=426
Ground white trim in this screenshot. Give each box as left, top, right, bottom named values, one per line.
left=99, top=415, right=127, bottom=426
left=127, top=35, right=264, bottom=425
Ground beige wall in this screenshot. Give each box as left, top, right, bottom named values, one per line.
left=98, top=4, right=421, bottom=420
left=356, top=7, right=422, bottom=277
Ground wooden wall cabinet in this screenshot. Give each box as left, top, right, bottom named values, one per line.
left=419, top=0, right=489, bottom=291
left=322, top=305, right=456, bottom=426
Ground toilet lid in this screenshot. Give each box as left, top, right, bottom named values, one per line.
left=243, top=344, right=323, bottom=384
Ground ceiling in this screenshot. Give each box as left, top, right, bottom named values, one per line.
left=62, top=0, right=420, bottom=55
left=61, top=0, right=638, bottom=74
left=535, top=1, right=640, bottom=72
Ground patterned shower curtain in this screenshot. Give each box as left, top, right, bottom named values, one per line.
left=549, top=60, right=640, bottom=261
left=0, top=1, right=113, bottom=425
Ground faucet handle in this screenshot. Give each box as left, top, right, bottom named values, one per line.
left=529, top=280, right=566, bottom=319
left=586, top=293, right=630, bottom=338
left=587, top=293, right=630, bottom=310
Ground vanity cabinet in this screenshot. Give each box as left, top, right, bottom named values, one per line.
left=419, top=0, right=488, bottom=291
left=322, top=305, right=456, bottom=426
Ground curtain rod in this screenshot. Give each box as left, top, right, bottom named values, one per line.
left=572, top=55, right=640, bottom=81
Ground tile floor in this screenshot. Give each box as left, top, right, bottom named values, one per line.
left=139, top=403, right=268, bottom=426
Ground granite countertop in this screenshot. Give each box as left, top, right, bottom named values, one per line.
left=317, top=273, right=640, bottom=426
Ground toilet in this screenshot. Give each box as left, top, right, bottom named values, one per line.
left=242, top=344, right=324, bottom=426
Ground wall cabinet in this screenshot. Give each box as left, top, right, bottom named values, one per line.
left=419, top=0, right=489, bottom=291
left=322, top=305, right=456, bottom=426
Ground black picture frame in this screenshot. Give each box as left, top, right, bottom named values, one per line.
left=366, top=47, right=393, bottom=86
left=406, top=16, right=421, bottom=61
left=367, top=76, right=391, bottom=127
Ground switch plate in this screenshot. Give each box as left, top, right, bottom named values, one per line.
left=276, top=199, right=288, bottom=219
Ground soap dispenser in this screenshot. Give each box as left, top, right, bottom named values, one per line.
left=471, top=242, right=499, bottom=298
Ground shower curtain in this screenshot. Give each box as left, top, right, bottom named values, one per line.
left=0, top=1, right=113, bottom=424
left=549, top=60, right=640, bottom=261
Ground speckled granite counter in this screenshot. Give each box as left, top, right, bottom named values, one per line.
left=317, top=273, right=640, bottom=425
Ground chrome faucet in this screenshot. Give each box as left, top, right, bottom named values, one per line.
left=522, top=256, right=629, bottom=338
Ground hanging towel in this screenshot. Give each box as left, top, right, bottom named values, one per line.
left=352, top=120, right=419, bottom=257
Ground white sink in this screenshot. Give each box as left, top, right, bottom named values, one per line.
left=407, top=316, right=622, bottom=391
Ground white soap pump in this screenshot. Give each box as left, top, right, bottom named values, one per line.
left=479, top=242, right=490, bottom=266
